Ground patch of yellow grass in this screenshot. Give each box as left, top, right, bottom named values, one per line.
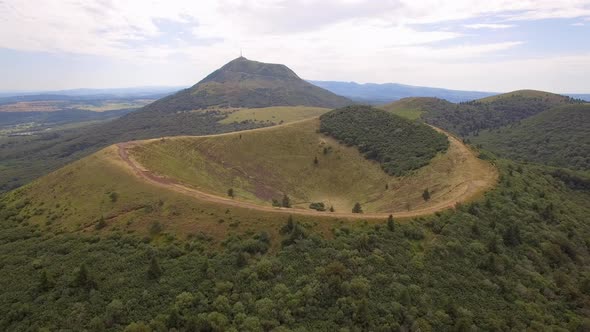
left=218, top=106, right=330, bottom=124
left=73, top=100, right=154, bottom=112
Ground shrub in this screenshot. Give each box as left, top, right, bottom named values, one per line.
left=309, top=202, right=326, bottom=211
left=352, top=202, right=363, bottom=214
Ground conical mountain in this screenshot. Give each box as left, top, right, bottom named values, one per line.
left=0, top=57, right=352, bottom=192
left=142, top=57, right=352, bottom=112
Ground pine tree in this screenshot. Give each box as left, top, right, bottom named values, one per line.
left=281, top=215, right=295, bottom=234
left=73, top=263, right=95, bottom=289
left=329, top=205, right=335, bottom=212
left=38, top=270, right=53, bottom=292
left=352, top=202, right=363, bottom=213
left=503, top=225, right=521, bottom=246
left=387, top=215, right=395, bottom=231
left=150, top=221, right=162, bottom=235
left=227, top=188, right=234, bottom=198
left=95, top=216, right=106, bottom=230
left=282, top=194, right=291, bottom=208
left=147, top=256, right=162, bottom=280
left=422, top=188, right=431, bottom=201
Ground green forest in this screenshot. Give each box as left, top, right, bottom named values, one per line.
left=470, top=104, right=590, bottom=171
left=413, top=93, right=581, bottom=137
left=319, top=105, right=449, bottom=176
left=1, top=158, right=589, bottom=331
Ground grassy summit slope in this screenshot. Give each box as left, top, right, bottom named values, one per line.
left=380, top=97, right=454, bottom=120
left=471, top=104, right=590, bottom=171
left=218, top=106, right=330, bottom=125
left=143, top=57, right=351, bottom=112
left=476, top=89, right=574, bottom=103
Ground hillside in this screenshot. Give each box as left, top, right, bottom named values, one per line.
left=311, top=80, right=496, bottom=103
left=319, top=105, right=449, bottom=176
left=144, top=57, right=351, bottom=112
left=471, top=104, right=590, bottom=171
left=2, top=89, right=590, bottom=331
left=382, top=90, right=581, bottom=136
left=380, top=97, right=456, bottom=120
left=1, top=152, right=589, bottom=330
left=0, top=58, right=351, bottom=191
left=476, top=89, right=577, bottom=103
left=128, top=116, right=490, bottom=215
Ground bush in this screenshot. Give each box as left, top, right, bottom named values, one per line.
left=309, top=202, right=326, bottom=211
left=320, top=106, right=448, bottom=176
left=352, top=202, right=363, bottom=214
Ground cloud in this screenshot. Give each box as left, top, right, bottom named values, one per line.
left=1, top=0, right=588, bottom=61
left=0, top=0, right=589, bottom=91
left=463, top=23, right=515, bottom=29
left=571, top=22, right=586, bottom=26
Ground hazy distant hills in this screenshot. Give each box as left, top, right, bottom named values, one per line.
left=0, top=86, right=183, bottom=100
left=310, top=80, right=590, bottom=103
left=310, top=80, right=497, bottom=103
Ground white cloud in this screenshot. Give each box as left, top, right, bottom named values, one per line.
left=571, top=22, right=586, bottom=26
left=0, top=0, right=589, bottom=91
left=463, top=23, right=515, bottom=29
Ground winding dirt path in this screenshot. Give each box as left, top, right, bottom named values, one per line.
left=116, top=122, right=497, bottom=219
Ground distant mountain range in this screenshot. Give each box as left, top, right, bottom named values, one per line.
left=0, top=86, right=184, bottom=100
left=309, top=80, right=590, bottom=103
left=3, top=80, right=589, bottom=104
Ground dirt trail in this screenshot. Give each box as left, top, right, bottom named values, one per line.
left=116, top=122, right=497, bottom=220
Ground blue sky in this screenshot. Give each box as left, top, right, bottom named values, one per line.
left=0, top=0, right=589, bottom=92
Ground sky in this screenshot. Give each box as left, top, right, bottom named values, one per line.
left=1, top=0, right=589, bottom=93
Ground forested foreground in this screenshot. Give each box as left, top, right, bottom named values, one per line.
left=320, top=105, right=448, bottom=176
left=1, top=158, right=589, bottom=331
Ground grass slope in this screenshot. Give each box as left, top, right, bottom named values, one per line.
left=0, top=58, right=351, bottom=192
left=143, top=57, right=351, bottom=112
left=0, top=145, right=345, bottom=243
left=471, top=104, right=590, bottom=171
left=476, top=89, right=575, bottom=103
left=380, top=97, right=454, bottom=120
left=0, top=111, right=265, bottom=192
left=131, top=118, right=491, bottom=214
left=218, top=106, right=330, bottom=125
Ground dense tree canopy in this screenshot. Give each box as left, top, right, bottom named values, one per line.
left=320, top=105, right=449, bottom=176
left=405, top=93, right=581, bottom=137
left=470, top=104, right=590, bottom=171
left=1, top=158, right=589, bottom=331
